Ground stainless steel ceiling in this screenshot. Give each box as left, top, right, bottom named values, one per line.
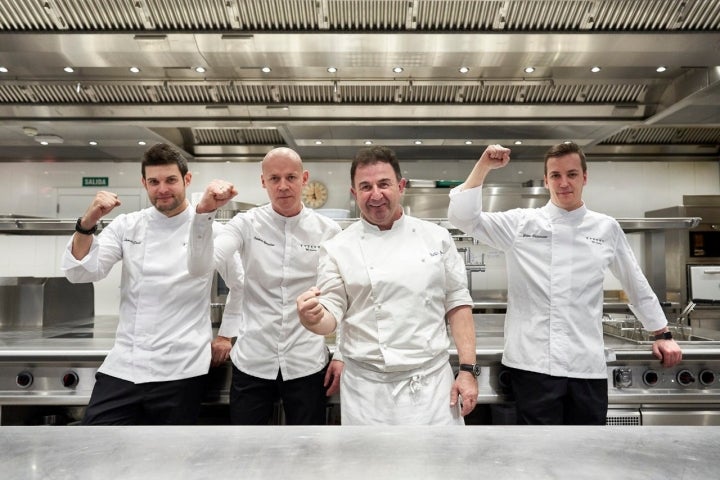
left=0, top=0, right=719, bottom=164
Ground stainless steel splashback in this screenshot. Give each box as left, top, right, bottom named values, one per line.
left=0, top=277, right=94, bottom=330
left=400, top=182, right=550, bottom=219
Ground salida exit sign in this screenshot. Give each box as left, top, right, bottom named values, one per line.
left=82, top=177, right=109, bottom=187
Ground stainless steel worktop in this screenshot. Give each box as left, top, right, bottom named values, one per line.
left=1, top=425, right=719, bottom=479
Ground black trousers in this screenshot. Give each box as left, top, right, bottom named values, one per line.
left=229, top=364, right=328, bottom=425
left=507, top=367, right=608, bottom=425
left=82, top=372, right=208, bottom=425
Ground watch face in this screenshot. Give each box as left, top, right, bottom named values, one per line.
left=302, top=180, right=328, bottom=208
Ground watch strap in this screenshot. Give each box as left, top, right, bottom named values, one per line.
left=75, top=217, right=98, bottom=235
left=459, top=363, right=481, bottom=376
left=654, top=331, right=673, bottom=341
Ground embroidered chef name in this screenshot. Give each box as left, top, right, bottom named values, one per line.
left=300, top=243, right=320, bottom=252
left=429, top=250, right=444, bottom=257
left=586, top=236, right=604, bottom=245
left=520, top=233, right=548, bottom=239
left=254, top=236, right=275, bottom=246
left=123, top=238, right=142, bottom=245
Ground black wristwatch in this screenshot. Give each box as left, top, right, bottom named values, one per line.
left=654, top=331, right=673, bottom=341
left=459, top=363, right=481, bottom=377
left=75, top=217, right=98, bottom=235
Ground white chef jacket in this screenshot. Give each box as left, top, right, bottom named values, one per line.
left=62, top=206, right=241, bottom=383
left=188, top=204, right=342, bottom=381
left=448, top=186, right=667, bottom=378
left=317, top=214, right=473, bottom=375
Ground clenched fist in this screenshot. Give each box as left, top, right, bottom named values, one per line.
left=80, top=190, right=121, bottom=229
left=196, top=179, right=238, bottom=214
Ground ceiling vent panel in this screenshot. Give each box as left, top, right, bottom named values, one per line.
left=329, top=0, right=408, bottom=30
left=601, top=127, right=720, bottom=145
left=192, top=127, right=284, bottom=145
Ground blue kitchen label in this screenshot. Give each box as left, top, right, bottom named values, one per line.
left=82, top=177, right=109, bottom=187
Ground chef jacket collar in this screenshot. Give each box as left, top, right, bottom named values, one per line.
left=542, top=200, right=587, bottom=222
left=359, top=208, right=406, bottom=232
left=267, top=203, right=306, bottom=225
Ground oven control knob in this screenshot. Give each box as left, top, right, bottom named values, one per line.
left=699, top=370, right=716, bottom=386
left=62, top=371, right=79, bottom=388
left=16, top=371, right=34, bottom=388
left=676, top=369, right=695, bottom=386
left=642, top=370, right=659, bottom=386
left=613, top=368, right=633, bottom=388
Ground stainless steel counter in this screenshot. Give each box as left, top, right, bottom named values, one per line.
left=1, top=425, right=719, bottom=479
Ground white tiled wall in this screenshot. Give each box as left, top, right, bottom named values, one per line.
left=1, top=158, right=718, bottom=313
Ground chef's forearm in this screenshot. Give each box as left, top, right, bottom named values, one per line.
left=447, top=305, right=476, bottom=364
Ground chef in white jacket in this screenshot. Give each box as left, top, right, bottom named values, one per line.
left=297, top=145, right=479, bottom=425
left=62, top=143, right=241, bottom=425
left=448, top=142, right=682, bottom=425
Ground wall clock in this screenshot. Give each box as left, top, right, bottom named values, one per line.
left=302, top=180, right=329, bottom=208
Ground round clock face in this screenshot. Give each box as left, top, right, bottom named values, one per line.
left=302, top=180, right=329, bottom=208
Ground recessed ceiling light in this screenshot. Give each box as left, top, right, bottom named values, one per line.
left=0, top=67, right=8, bottom=73
left=261, top=66, right=272, bottom=73
left=514, top=140, right=523, bottom=145
left=129, top=66, right=141, bottom=73
left=327, top=67, right=337, bottom=73
left=459, top=67, right=470, bottom=74
left=40, top=141, right=49, bottom=145
left=194, top=66, right=206, bottom=73
left=364, top=140, right=373, bottom=145
left=524, top=66, right=535, bottom=74
left=64, top=66, right=75, bottom=73
left=138, top=141, right=147, bottom=146
left=413, top=140, right=422, bottom=145
left=464, top=140, right=473, bottom=145
left=315, top=140, right=323, bottom=145
left=392, top=66, right=404, bottom=74
left=590, top=66, right=601, bottom=73
left=656, top=65, right=667, bottom=73
left=89, top=141, right=98, bottom=146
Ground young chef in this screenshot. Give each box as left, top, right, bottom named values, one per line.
left=296, top=145, right=479, bottom=425
left=62, top=143, right=241, bottom=425
left=448, top=142, right=682, bottom=425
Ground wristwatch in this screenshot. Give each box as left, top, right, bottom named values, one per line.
left=654, top=331, right=673, bottom=341
left=459, top=363, right=481, bottom=377
left=75, top=217, right=98, bottom=235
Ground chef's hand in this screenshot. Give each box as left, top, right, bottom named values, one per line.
left=324, top=359, right=344, bottom=397
left=653, top=337, right=682, bottom=367
left=80, top=190, right=121, bottom=228
left=478, top=144, right=511, bottom=170
left=451, top=371, right=478, bottom=417
left=297, top=287, right=324, bottom=328
left=196, top=180, right=238, bottom=214
left=210, top=335, right=232, bottom=367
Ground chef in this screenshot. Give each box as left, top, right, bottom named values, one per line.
left=448, top=142, right=682, bottom=425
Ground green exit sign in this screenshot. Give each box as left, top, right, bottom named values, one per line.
left=82, top=177, right=109, bottom=187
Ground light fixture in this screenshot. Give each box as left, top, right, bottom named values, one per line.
left=194, top=66, right=206, bottom=73
left=33, top=134, right=64, bottom=144
left=315, top=140, right=323, bottom=145
left=656, top=65, right=667, bottom=73
left=261, top=66, right=272, bottom=73
left=89, top=141, right=98, bottom=146
left=464, top=140, right=473, bottom=145
left=524, top=66, right=535, bottom=74
left=459, top=66, right=470, bottom=74
left=590, top=66, right=601, bottom=73
left=413, top=140, right=422, bottom=145
left=514, top=140, right=523, bottom=145
left=392, top=66, right=404, bottom=73
left=138, top=141, right=147, bottom=146
left=327, top=66, right=337, bottom=73
left=129, top=66, right=141, bottom=73
left=64, top=66, right=75, bottom=73
left=0, top=66, right=8, bottom=73
left=364, top=140, right=373, bottom=145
